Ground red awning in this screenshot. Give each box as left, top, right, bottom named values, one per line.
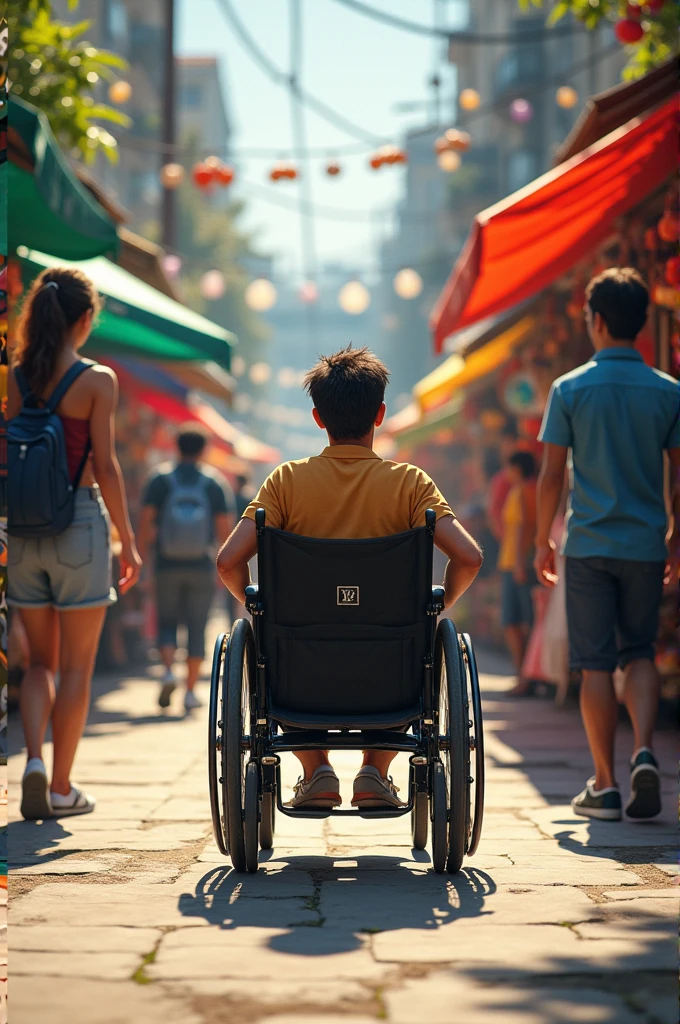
left=430, top=98, right=676, bottom=353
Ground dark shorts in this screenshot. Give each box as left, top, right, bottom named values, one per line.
left=155, top=566, right=215, bottom=659
left=500, top=571, right=534, bottom=628
left=565, top=557, right=665, bottom=672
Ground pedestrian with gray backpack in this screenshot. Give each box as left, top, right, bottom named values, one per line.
left=138, top=426, right=235, bottom=710
left=8, top=267, right=142, bottom=820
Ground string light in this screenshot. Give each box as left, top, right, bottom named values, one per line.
left=245, top=278, right=278, bottom=311
left=108, top=80, right=132, bottom=104
left=556, top=86, right=578, bottom=109
left=437, top=150, right=461, bottom=173
left=393, top=268, right=423, bottom=299
left=338, top=280, right=370, bottom=314
left=199, top=270, right=226, bottom=300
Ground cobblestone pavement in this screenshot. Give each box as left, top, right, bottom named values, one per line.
left=8, top=654, right=677, bottom=1024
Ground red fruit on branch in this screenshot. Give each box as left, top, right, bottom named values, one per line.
left=615, top=18, right=645, bottom=43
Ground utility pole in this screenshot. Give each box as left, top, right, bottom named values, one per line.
left=161, top=0, right=176, bottom=250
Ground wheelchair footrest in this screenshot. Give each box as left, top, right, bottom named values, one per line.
left=277, top=804, right=411, bottom=820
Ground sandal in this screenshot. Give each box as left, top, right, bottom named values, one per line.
left=21, top=759, right=52, bottom=820
left=50, top=785, right=96, bottom=818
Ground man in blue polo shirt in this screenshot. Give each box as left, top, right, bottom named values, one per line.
left=535, top=268, right=680, bottom=822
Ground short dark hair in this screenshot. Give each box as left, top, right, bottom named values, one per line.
left=177, top=424, right=208, bottom=457
left=303, top=345, right=389, bottom=440
left=509, top=451, right=536, bottom=479
left=585, top=267, right=648, bottom=341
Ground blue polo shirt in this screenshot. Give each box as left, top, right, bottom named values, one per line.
left=539, top=347, right=680, bottom=561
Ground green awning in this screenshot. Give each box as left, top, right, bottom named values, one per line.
left=19, top=249, right=235, bottom=370
left=9, top=96, right=118, bottom=260
left=395, top=396, right=463, bottom=450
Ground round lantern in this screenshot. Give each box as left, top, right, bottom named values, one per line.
left=664, top=256, right=680, bottom=287
left=437, top=150, right=461, bottom=173
left=108, top=80, right=132, bottom=104
left=192, top=162, right=213, bottom=189
left=200, top=269, right=226, bottom=301
left=626, top=2, right=642, bottom=16
left=646, top=0, right=665, bottom=12
left=510, top=98, right=533, bottom=123
left=215, top=164, right=234, bottom=187
left=299, top=281, right=318, bottom=304
left=325, top=161, right=341, bottom=177
left=338, top=280, right=370, bottom=315
left=434, top=136, right=449, bottom=155
left=393, top=268, right=423, bottom=300
left=161, top=253, right=182, bottom=278
left=657, top=214, right=678, bottom=243
left=615, top=18, right=645, bottom=43
left=556, top=86, right=578, bottom=109
left=249, top=362, right=272, bottom=385
left=245, top=278, right=277, bottom=312
left=160, top=162, right=185, bottom=190
left=444, top=128, right=471, bottom=152
left=459, top=88, right=481, bottom=112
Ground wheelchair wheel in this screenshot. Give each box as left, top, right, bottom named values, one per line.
left=436, top=619, right=469, bottom=874
left=222, top=619, right=255, bottom=874
left=461, top=633, right=485, bottom=856
left=208, top=633, right=229, bottom=856
left=260, top=792, right=275, bottom=851
left=244, top=762, right=259, bottom=873
left=411, top=781, right=428, bottom=851
left=430, top=762, right=447, bottom=873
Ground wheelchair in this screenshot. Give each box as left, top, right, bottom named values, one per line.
left=208, top=508, right=485, bottom=874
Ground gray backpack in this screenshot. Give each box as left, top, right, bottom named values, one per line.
left=158, top=469, right=213, bottom=561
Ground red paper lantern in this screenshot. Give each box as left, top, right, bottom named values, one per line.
left=658, top=214, right=679, bottom=243
left=626, top=2, right=642, bottom=17
left=192, top=162, right=214, bottom=189
left=326, top=161, right=341, bottom=177
left=664, top=256, right=680, bottom=287
left=215, top=164, right=234, bottom=186
left=615, top=18, right=645, bottom=43
left=646, top=0, right=665, bottom=12
left=644, top=227, right=658, bottom=251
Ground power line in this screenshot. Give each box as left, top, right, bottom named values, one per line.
left=214, top=0, right=383, bottom=144
left=329, top=0, right=588, bottom=42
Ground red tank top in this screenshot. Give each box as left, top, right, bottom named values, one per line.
left=61, top=416, right=91, bottom=483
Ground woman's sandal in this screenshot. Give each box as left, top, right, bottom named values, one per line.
left=50, top=785, right=96, bottom=818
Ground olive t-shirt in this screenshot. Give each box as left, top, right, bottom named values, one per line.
left=242, top=445, right=454, bottom=538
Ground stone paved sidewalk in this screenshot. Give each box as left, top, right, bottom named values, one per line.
left=8, top=655, right=677, bottom=1024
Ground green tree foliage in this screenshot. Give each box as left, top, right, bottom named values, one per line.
left=176, top=183, right=271, bottom=360
left=518, top=0, right=677, bottom=79
left=8, top=0, right=131, bottom=163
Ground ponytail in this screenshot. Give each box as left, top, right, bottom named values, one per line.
left=14, top=267, right=101, bottom=397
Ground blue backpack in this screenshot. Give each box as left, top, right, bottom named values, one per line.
left=8, top=360, right=94, bottom=538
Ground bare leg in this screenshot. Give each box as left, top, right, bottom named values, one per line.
left=186, top=656, right=202, bottom=693
left=51, top=607, right=107, bottom=797
left=160, top=645, right=176, bottom=672
left=361, top=750, right=398, bottom=777
left=580, top=669, right=618, bottom=790
left=295, top=750, right=332, bottom=781
left=622, top=658, right=659, bottom=753
left=505, top=624, right=531, bottom=694
left=18, top=608, right=59, bottom=761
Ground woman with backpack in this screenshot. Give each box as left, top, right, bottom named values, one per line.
left=8, top=267, right=142, bottom=820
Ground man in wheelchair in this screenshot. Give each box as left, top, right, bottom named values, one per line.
left=217, top=346, right=483, bottom=812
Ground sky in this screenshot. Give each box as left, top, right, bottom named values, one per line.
left=177, top=0, right=468, bottom=279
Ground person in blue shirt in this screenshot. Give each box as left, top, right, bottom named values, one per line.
left=535, top=268, right=680, bottom=822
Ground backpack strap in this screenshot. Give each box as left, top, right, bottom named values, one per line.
left=46, top=359, right=96, bottom=414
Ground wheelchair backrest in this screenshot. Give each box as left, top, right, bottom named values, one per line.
left=256, top=521, right=435, bottom=723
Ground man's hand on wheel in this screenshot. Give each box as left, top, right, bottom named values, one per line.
left=534, top=540, right=558, bottom=589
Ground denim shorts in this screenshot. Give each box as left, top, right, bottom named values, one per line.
left=500, top=571, right=534, bottom=628
left=565, top=557, right=665, bottom=672
left=8, top=487, right=117, bottom=612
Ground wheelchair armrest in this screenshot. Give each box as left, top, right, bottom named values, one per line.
left=244, top=584, right=261, bottom=614
left=429, top=585, right=445, bottom=616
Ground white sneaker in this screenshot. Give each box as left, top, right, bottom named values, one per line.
left=21, top=758, right=52, bottom=820
left=287, top=766, right=342, bottom=809
left=351, top=766, right=403, bottom=808
left=158, top=670, right=176, bottom=709
left=184, top=690, right=202, bottom=711
left=50, top=785, right=96, bottom=818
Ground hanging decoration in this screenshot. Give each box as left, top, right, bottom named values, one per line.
left=249, top=362, right=272, bottom=385
left=160, top=163, right=185, bottom=190
left=270, top=163, right=299, bottom=181
left=368, top=145, right=407, bottom=170
left=230, top=354, right=247, bottom=378
left=458, top=88, right=481, bottom=112
left=338, top=280, right=370, bottom=315
left=108, top=80, right=132, bottom=104
left=434, top=129, right=471, bottom=156
left=299, top=281, right=319, bottom=304
left=325, top=161, right=341, bottom=177
left=199, top=270, right=226, bottom=301
left=437, top=150, right=461, bottom=173
left=556, top=86, right=578, bottom=109
left=615, top=18, right=645, bottom=43
left=643, top=227, right=657, bottom=251
left=192, top=162, right=214, bottom=189
left=657, top=212, right=678, bottom=243
left=664, top=256, right=680, bottom=287
left=161, top=254, right=182, bottom=278
left=215, top=164, right=235, bottom=186
left=509, top=98, right=533, bottom=123
left=393, top=268, right=423, bottom=300
left=245, top=278, right=277, bottom=311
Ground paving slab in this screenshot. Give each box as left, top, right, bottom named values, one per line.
left=11, top=950, right=143, bottom=980
left=10, top=925, right=161, bottom=953
left=10, top=978, right=202, bottom=1024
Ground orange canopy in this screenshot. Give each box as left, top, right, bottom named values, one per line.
left=430, top=98, right=676, bottom=353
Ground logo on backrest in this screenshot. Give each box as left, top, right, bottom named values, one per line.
left=337, top=586, right=359, bottom=606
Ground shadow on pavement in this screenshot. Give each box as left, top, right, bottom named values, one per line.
left=177, top=860, right=496, bottom=956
